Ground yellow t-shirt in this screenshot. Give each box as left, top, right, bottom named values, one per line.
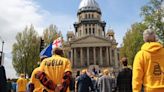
left=30, top=67, right=45, bottom=92
left=17, top=77, right=28, bottom=92
left=39, top=55, right=72, bottom=92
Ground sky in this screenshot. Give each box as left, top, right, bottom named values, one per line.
left=0, top=0, right=150, bottom=78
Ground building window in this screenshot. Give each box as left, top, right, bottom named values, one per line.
left=85, top=28, right=88, bottom=34
left=89, top=14, right=90, bottom=19
left=97, top=15, right=99, bottom=19
left=79, top=30, right=81, bottom=36
left=92, top=14, right=94, bottom=18
left=93, top=28, right=95, bottom=34
left=89, top=28, right=91, bottom=35
left=85, top=24, right=87, bottom=27
left=85, top=14, right=87, bottom=19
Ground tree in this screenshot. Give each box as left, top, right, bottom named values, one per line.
left=120, top=0, right=164, bottom=65
left=42, top=24, right=61, bottom=46
left=12, top=25, right=40, bottom=77
left=120, top=23, right=147, bottom=65
left=141, top=0, right=164, bottom=45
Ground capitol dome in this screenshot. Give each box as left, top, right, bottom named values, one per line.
left=78, top=0, right=101, bottom=13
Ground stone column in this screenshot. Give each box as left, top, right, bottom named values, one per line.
left=87, top=47, right=90, bottom=66
left=74, top=48, right=77, bottom=67
left=114, top=48, right=119, bottom=68
left=100, top=47, right=103, bottom=66
left=106, top=47, right=109, bottom=66
left=71, top=49, right=73, bottom=65
left=91, top=24, right=93, bottom=35
left=93, top=47, right=96, bottom=65
left=110, top=48, right=112, bottom=66
left=80, top=48, right=83, bottom=66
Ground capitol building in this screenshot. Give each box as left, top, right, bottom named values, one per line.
left=64, top=0, right=120, bottom=69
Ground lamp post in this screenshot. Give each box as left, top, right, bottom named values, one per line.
left=0, top=40, right=4, bottom=64
left=2, top=41, right=4, bottom=53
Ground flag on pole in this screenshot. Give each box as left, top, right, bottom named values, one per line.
left=40, top=37, right=62, bottom=57
left=52, top=37, right=62, bottom=49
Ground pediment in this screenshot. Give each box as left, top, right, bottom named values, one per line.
left=71, top=35, right=110, bottom=44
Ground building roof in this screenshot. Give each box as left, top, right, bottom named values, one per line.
left=78, top=0, right=101, bottom=12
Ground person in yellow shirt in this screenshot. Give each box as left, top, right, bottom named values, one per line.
left=133, top=28, right=164, bottom=92
left=16, top=74, right=28, bottom=92
left=29, top=56, right=48, bottom=92
left=37, top=47, right=72, bottom=92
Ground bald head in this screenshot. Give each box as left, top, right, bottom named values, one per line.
left=143, top=29, right=157, bottom=42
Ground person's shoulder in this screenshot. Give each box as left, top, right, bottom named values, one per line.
left=161, top=47, right=164, bottom=52
left=99, top=75, right=105, bottom=80
left=41, top=57, right=51, bottom=63
left=61, top=56, right=70, bottom=61
left=134, top=50, right=146, bottom=60
left=61, top=57, right=71, bottom=63
left=32, top=67, right=40, bottom=74
left=76, top=76, right=81, bottom=81
left=136, top=50, right=143, bottom=55
left=17, top=78, right=23, bottom=82
left=127, top=67, right=132, bottom=71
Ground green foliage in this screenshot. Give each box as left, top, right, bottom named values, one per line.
left=12, top=25, right=40, bottom=78
left=141, top=0, right=164, bottom=45
left=121, top=0, right=164, bottom=65
left=43, top=24, right=62, bottom=46
left=120, top=23, right=147, bottom=65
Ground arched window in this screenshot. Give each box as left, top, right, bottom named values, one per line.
left=88, top=14, right=90, bottom=18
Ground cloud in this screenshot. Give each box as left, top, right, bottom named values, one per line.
left=0, top=0, right=75, bottom=78
left=0, top=0, right=46, bottom=52
left=0, top=0, right=46, bottom=78
left=45, top=13, right=75, bottom=39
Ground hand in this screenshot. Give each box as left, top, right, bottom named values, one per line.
left=54, top=87, right=60, bottom=92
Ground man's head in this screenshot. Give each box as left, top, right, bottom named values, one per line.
left=143, top=28, right=157, bottom=42
left=52, top=47, right=64, bottom=56
left=20, top=74, right=25, bottom=78
left=121, top=57, right=128, bottom=66
left=103, top=69, right=109, bottom=75
left=81, top=69, right=87, bottom=75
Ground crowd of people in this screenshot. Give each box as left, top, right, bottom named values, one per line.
left=1, top=28, right=164, bottom=92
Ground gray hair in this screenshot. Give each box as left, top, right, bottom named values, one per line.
left=143, top=28, right=157, bottom=42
